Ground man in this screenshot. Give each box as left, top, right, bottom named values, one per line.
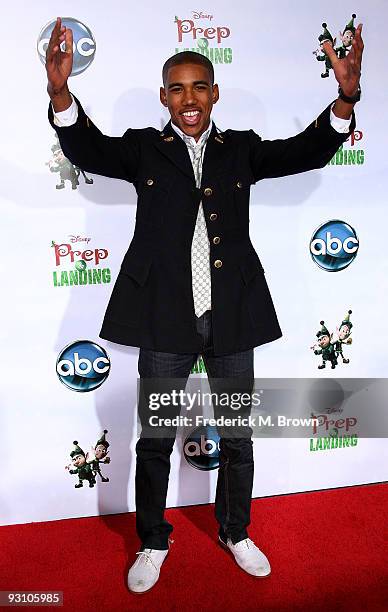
left=45, top=17, right=363, bottom=593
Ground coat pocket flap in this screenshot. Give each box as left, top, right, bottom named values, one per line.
left=120, top=253, right=153, bottom=286
left=239, top=252, right=264, bottom=285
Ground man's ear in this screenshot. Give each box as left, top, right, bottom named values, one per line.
left=212, top=83, right=220, bottom=105
left=160, top=86, right=168, bottom=107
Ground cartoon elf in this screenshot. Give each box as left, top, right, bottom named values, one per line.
left=48, top=143, right=79, bottom=189
left=87, top=430, right=111, bottom=483
left=334, top=310, right=353, bottom=364
left=312, top=321, right=338, bottom=369
left=47, top=137, right=93, bottom=189
left=337, top=14, right=357, bottom=59
left=314, top=15, right=358, bottom=78
left=66, top=441, right=96, bottom=488
left=313, top=22, right=337, bottom=78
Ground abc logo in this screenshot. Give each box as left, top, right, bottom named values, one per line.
left=310, top=220, right=359, bottom=272
left=183, top=425, right=220, bottom=470
left=56, top=340, right=110, bottom=392
left=37, top=17, right=96, bottom=76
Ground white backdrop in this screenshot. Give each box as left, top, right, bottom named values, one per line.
left=1, top=0, right=387, bottom=525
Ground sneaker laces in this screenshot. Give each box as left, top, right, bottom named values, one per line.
left=235, top=538, right=254, bottom=550
left=135, top=550, right=158, bottom=572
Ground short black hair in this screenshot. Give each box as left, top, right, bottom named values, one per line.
left=162, top=51, right=214, bottom=86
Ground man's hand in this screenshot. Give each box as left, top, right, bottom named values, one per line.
left=46, top=17, right=73, bottom=111
left=323, top=23, right=364, bottom=97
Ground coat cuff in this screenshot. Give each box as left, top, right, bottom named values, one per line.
left=329, top=103, right=352, bottom=133
left=51, top=94, right=78, bottom=127
left=315, top=100, right=356, bottom=138
left=48, top=94, right=89, bottom=131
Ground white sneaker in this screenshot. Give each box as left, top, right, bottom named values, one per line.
left=127, top=546, right=169, bottom=593
left=219, top=537, right=271, bottom=577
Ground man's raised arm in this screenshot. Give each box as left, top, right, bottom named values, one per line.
left=46, top=17, right=139, bottom=182
left=248, top=23, right=364, bottom=182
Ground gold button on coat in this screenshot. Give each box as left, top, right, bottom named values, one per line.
left=146, top=178, right=154, bottom=186
left=209, top=213, right=218, bottom=221
left=214, top=259, right=223, bottom=268
left=213, top=236, right=221, bottom=244
left=236, top=181, right=243, bottom=188
left=204, top=187, right=213, bottom=196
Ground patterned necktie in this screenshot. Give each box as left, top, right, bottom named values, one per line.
left=182, top=132, right=211, bottom=317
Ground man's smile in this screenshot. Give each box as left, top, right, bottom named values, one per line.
left=180, top=109, right=202, bottom=126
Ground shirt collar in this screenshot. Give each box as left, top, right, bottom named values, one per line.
left=170, top=119, right=213, bottom=147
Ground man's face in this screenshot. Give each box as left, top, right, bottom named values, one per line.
left=160, top=63, right=219, bottom=141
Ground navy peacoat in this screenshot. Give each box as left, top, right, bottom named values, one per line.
left=49, top=98, right=355, bottom=355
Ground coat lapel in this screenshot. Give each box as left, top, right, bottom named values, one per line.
left=154, top=120, right=230, bottom=185
left=200, top=122, right=230, bottom=188
left=154, top=120, right=195, bottom=182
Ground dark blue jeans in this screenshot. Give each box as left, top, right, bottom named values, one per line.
left=135, top=310, right=254, bottom=549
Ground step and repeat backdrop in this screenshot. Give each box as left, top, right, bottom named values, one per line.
left=1, top=0, right=387, bottom=525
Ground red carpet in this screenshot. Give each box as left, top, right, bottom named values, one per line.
left=0, top=484, right=387, bottom=611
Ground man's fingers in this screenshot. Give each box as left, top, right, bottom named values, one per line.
left=46, top=32, right=64, bottom=62
left=347, top=45, right=361, bottom=77
left=51, top=17, right=62, bottom=43
left=64, top=28, right=73, bottom=55
left=47, top=18, right=66, bottom=53
left=352, top=31, right=362, bottom=52
left=352, top=28, right=364, bottom=67
left=322, top=41, right=338, bottom=64
left=46, top=17, right=62, bottom=57
left=354, top=24, right=364, bottom=52
left=349, top=53, right=360, bottom=76
left=46, top=40, right=59, bottom=63
left=46, top=17, right=71, bottom=68
left=53, top=16, right=61, bottom=33
left=351, top=39, right=361, bottom=65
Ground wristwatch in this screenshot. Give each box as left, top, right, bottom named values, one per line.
left=338, top=85, right=361, bottom=104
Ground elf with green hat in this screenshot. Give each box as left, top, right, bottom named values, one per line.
left=48, top=135, right=94, bottom=190
left=48, top=140, right=79, bottom=190
left=86, top=429, right=111, bottom=483
left=314, top=22, right=337, bottom=78
left=66, top=440, right=96, bottom=488
left=337, top=14, right=357, bottom=59
left=312, top=321, right=338, bottom=369
left=334, top=310, right=353, bottom=364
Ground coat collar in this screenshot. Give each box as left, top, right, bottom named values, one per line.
left=154, top=119, right=229, bottom=187
left=170, top=118, right=213, bottom=146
